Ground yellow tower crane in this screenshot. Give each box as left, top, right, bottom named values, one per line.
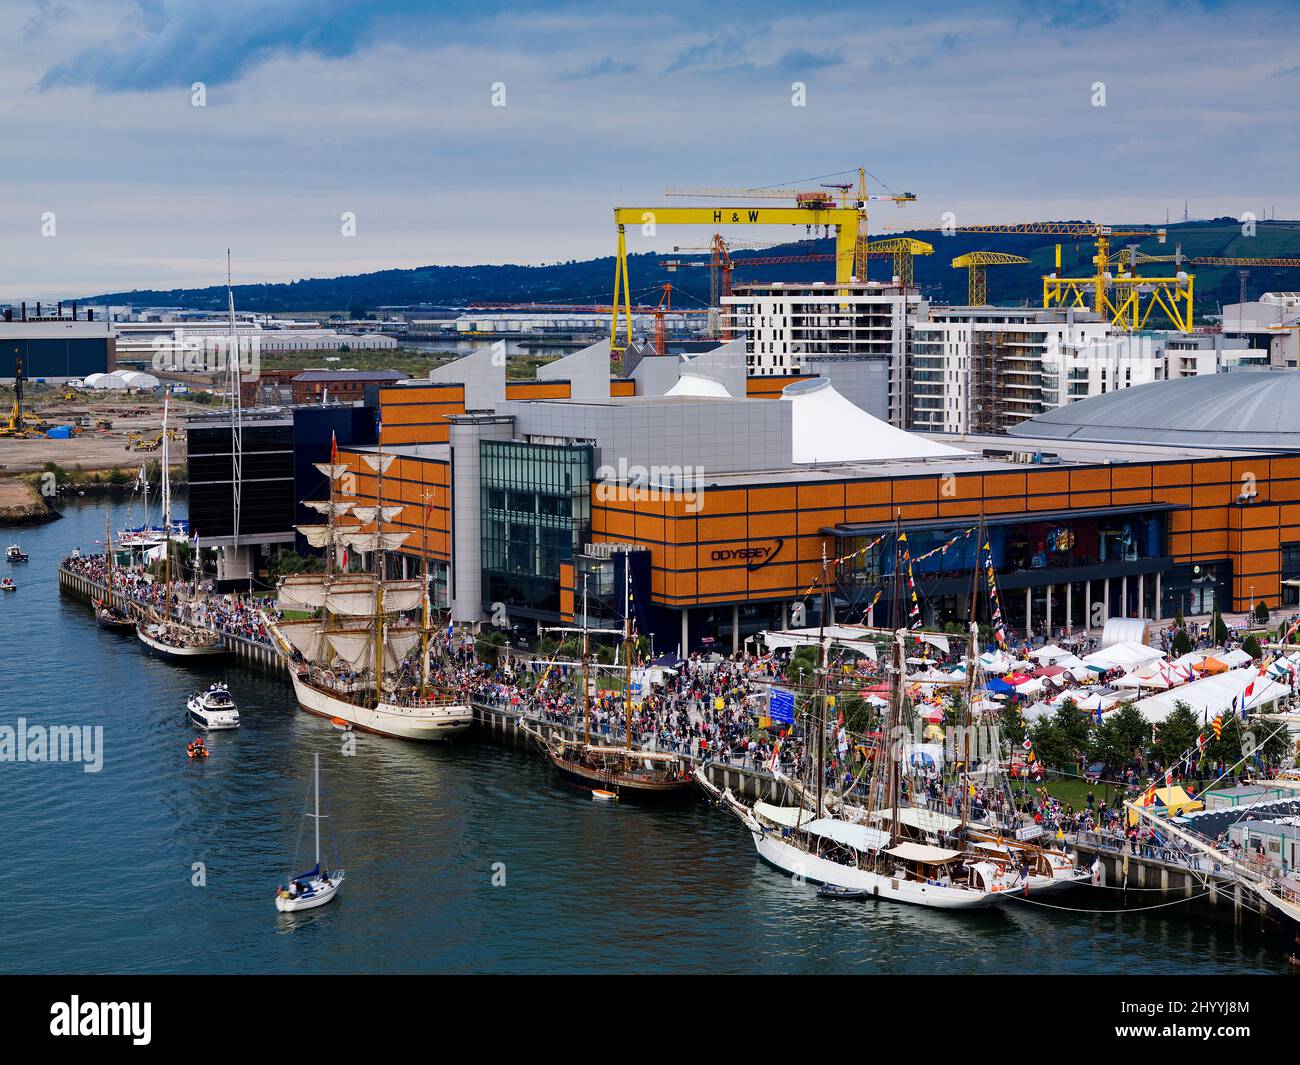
left=951, top=252, right=1031, bottom=305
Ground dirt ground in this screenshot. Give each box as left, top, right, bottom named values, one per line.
left=0, top=398, right=193, bottom=475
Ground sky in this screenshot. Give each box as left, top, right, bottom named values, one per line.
left=0, top=0, right=1295, bottom=299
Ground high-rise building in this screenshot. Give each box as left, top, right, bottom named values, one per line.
left=723, top=280, right=923, bottom=425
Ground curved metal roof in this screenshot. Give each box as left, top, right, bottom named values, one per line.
left=1010, top=371, right=1300, bottom=450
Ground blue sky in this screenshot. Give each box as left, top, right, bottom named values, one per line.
left=0, top=0, right=1294, bottom=298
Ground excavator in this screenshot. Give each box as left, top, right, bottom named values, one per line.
left=1, top=352, right=48, bottom=439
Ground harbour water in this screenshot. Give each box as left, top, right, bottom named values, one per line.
left=0, top=499, right=1286, bottom=974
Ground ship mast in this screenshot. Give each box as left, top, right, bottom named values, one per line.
left=623, top=557, right=632, bottom=752
left=420, top=489, right=431, bottom=698
left=372, top=446, right=387, bottom=708
left=104, top=514, right=113, bottom=611
left=960, top=514, right=986, bottom=836
left=814, top=543, right=830, bottom=816
left=582, top=574, right=591, bottom=747
left=162, top=397, right=171, bottom=623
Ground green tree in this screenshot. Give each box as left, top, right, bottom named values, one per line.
left=1212, top=609, right=1229, bottom=644
left=1171, top=628, right=1192, bottom=657
left=1029, top=716, right=1071, bottom=772
left=1152, top=701, right=1200, bottom=768
left=1088, top=701, right=1150, bottom=771
left=1241, top=633, right=1262, bottom=659
left=1051, top=698, right=1092, bottom=770
left=1174, top=608, right=1185, bottom=628
left=1255, top=601, right=1270, bottom=624
left=787, top=645, right=820, bottom=690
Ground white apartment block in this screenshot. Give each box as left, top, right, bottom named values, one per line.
left=724, top=280, right=924, bottom=426
left=912, top=308, right=1268, bottom=436
left=1216, top=292, right=1300, bottom=367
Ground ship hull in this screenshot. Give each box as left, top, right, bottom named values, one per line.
left=137, top=624, right=228, bottom=659
left=546, top=746, right=695, bottom=802
left=751, top=829, right=997, bottom=910
left=289, top=669, right=472, bottom=742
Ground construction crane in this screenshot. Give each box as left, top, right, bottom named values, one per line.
left=666, top=168, right=916, bottom=282
left=887, top=220, right=1183, bottom=329
left=661, top=236, right=934, bottom=338
left=951, top=252, right=1031, bottom=305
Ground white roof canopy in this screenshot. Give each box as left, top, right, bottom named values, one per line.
left=1131, top=668, right=1289, bottom=723
left=782, top=378, right=968, bottom=464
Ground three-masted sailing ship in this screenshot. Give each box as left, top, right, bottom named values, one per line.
left=265, top=451, right=472, bottom=741
left=530, top=572, right=693, bottom=800
left=136, top=400, right=226, bottom=659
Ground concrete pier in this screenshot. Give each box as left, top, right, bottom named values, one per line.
left=58, top=565, right=283, bottom=673
left=1072, top=832, right=1290, bottom=935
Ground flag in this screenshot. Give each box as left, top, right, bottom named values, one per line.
left=1211, top=714, right=1223, bottom=740
left=1094, top=705, right=1103, bottom=724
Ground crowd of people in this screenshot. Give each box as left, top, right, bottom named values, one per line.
left=62, top=552, right=280, bottom=646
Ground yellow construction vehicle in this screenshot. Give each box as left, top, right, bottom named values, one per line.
left=1, top=352, right=48, bottom=438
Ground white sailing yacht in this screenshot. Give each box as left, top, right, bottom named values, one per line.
left=275, top=753, right=344, bottom=912
left=264, top=450, right=472, bottom=741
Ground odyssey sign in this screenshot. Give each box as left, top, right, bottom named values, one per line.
left=709, top=538, right=785, bottom=570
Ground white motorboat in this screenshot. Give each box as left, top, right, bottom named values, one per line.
left=275, top=753, right=345, bottom=913
left=6, top=544, right=28, bottom=562
left=187, top=683, right=241, bottom=730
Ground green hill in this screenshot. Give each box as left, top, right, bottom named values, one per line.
left=78, top=219, right=1300, bottom=322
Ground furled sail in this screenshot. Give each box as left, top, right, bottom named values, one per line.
left=341, top=531, right=409, bottom=553
left=280, top=619, right=328, bottom=661
left=296, top=524, right=333, bottom=549
left=350, top=504, right=404, bottom=524
left=327, top=631, right=372, bottom=669
left=325, top=578, right=423, bottom=616
left=278, top=574, right=327, bottom=611
left=302, top=500, right=354, bottom=516
left=326, top=623, right=420, bottom=673
left=362, top=454, right=396, bottom=475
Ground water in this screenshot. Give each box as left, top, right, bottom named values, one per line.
left=0, top=499, right=1286, bottom=973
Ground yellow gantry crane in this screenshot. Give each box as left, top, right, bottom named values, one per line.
left=951, top=252, right=1031, bottom=305
left=608, top=168, right=915, bottom=351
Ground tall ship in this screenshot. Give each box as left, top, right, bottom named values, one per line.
left=136, top=399, right=226, bottom=660
left=527, top=570, right=694, bottom=800
left=696, top=547, right=1012, bottom=909
left=95, top=514, right=135, bottom=631
left=264, top=450, right=472, bottom=742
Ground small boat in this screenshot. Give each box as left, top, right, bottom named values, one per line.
left=592, top=788, right=618, bottom=802
left=94, top=599, right=134, bottom=629
left=275, top=753, right=345, bottom=913
left=1, top=578, right=15, bottom=592
left=329, top=717, right=352, bottom=732
left=817, top=884, right=870, bottom=900
left=187, top=683, right=240, bottom=730
left=138, top=619, right=227, bottom=658
left=95, top=518, right=134, bottom=630
left=186, top=738, right=210, bottom=759
left=6, top=544, right=28, bottom=562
